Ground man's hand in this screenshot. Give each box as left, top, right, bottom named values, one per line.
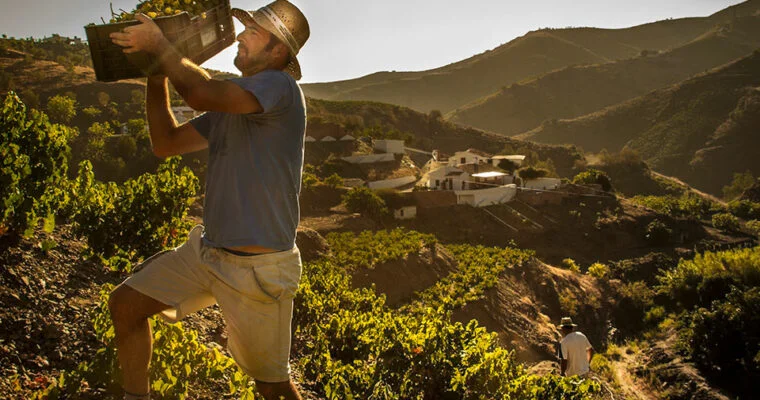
left=109, top=13, right=170, bottom=55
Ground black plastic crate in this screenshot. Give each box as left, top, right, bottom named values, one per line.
left=85, top=0, right=235, bottom=82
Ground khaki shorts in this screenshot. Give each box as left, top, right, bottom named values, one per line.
left=123, top=225, right=302, bottom=383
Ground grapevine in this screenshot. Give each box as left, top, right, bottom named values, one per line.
left=108, top=0, right=224, bottom=23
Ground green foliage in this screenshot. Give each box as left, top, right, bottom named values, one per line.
left=645, top=219, right=672, bottom=246
left=45, top=94, right=77, bottom=124
left=586, top=262, right=609, bottom=279
left=407, top=244, right=535, bottom=312
left=517, top=166, right=549, bottom=180
left=326, top=228, right=437, bottom=271
left=293, top=260, right=598, bottom=399
left=561, top=258, right=581, bottom=273
left=722, top=170, right=756, bottom=200
left=107, top=0, right=224, bottom=22
left=324, top=173, right=343, bottom=188
left=657, top=246, right=760, bottom=310
left=342, top=186, right=388, bottom=220
left=630, top=193, right=718, bottom=219
left=1, top=92, right=73, bottom=237
left=747, top=220, right=760, bottom=237
left=35, top=285, right=256, bottom=399
left=711, top=212, right=740, bottom=232
left=68, top=157, right=198, bottom=263
left=679, top=287, right=760, bottom=391
left=728, top=199, right=760, bottom=220
left=572, top=168, right=612, bottom=192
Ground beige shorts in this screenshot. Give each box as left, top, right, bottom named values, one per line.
left=123, top=225, right=302, bottom=383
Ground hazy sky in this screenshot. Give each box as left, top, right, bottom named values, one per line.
left=0, top=0, right=745, bottom=83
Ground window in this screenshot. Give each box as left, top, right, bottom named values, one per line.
left=400, top=209, right=404, bottom=216
left=435, top=179, right=440, bottom=188
left=461, top=157, right=466, bottom=164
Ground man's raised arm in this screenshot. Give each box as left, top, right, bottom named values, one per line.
left=110, top=14, right=263, bottom=114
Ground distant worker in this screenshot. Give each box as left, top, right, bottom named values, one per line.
left=106, top=1, right=310, bottom=399
left=557, top=317, right=594, bottom=377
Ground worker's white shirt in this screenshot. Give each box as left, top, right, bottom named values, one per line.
left=561, top=331, right=592, bottom=376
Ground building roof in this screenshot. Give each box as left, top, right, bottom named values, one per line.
left=464, top=148, right=493, bottom=158
left=492, top=155, right=526, bottom=161
left=472, top=171, right=508, bottom=178
left=457, top=163, right=506, bottom=175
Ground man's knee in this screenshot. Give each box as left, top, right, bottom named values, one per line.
left=108, top=284, right=167, bottom=326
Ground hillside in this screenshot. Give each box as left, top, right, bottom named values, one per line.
left=301, top=0, right=760, bottom=114
left=518, top=50, right=760, bottom=195
left=448, top=15, right=760, bottom=135
left=306, top=98, right=584, bottom=177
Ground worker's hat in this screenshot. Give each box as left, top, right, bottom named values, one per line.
left=232, top=0, right=310, bottom=80
left=557, top=317, right=578, bottom=329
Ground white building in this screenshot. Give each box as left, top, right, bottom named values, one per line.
left=341, top=153, right=395, bottom=164
left=454, top=184, right=518, bottom=207
left=373, top=139, right=405, bottom=154
left=394, top=206, right=417, bottom=220
left=523, top=177, right=562, bottom=190
left=367, top=175, right=418, bottom=190
left=424, top=166, right=470, bottom=190
left=447, top=149, right=493, bottom=167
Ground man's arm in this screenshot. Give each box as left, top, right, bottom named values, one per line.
left=560, top=359, right=567, bottom=376
left=587, top=347, right=594, bottom=363
left=111, top=14, right=263, bottom=114
left=145, top=75, right=208, bottom=158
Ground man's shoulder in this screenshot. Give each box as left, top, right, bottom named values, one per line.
left=235, top=70, right=294, bottom=85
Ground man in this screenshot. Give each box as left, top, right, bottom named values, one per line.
left=106, top=1, right=310, bottom=399
left=558, top=317, right=594, bottom=377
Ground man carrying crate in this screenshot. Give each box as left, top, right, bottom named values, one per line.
left=107, top=1, right=309, bottom=399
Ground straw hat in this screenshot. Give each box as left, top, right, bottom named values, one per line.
left=557, top=317, right=578, bottom=329
left=232, top=0, right=310, bottom=80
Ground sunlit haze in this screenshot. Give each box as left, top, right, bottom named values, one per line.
left=0, top=0, right=745, bottom=83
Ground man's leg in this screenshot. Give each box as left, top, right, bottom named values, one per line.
left=255, top=380, right=302, bottom=400
left=108, top=284, right=171, bottom=396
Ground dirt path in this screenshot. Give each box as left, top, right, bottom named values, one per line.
left=611, top=352, right=655, bottom=400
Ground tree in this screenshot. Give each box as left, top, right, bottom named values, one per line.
left=342, top=187, right=388, bottom=220
left=46, top=94, right=77, bottom=124
left=517, top=166, right=549, bottom=180
left=497, top=159, right=518, bottom=173
left=722, top=170, right=756, bottom=200
left=572, top=169, right=612, bottom=192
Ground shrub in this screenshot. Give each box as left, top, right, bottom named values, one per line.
left=46, top=94, right=77, bottom=124
left=728, top=200, right=760, bottom=220
left=722, top=170, right=755, bottom=200
left=342, top=187, right=388, bottom=220
left=572, top=168, right=612, bottom=192
left=69, top=157, right=198, bottom=262
left=645, top=219, right=672, bottom=246
left=517, top=166, right=549, bottom=180
left=747, top=220, right=760, bottom=237
left=324, top=173, right=343, bottom=188
left=0, top=92, right=74, bottom=237
left=302, top=170, right=319, bottom=190
left=587, top=262, right=609, bottom=279
left=712, top=212, right=740, bottom=232
left=561, top=258, right=581, bottom=273
left=630, top=193, right=716, bottom=219
left=679, top=287, right=760, bottom=392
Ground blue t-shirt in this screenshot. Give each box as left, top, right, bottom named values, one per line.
left=189, top=70, right=306, bottom=250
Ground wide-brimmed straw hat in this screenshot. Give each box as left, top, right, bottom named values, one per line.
left=557, top=317, right=578, bottom=329
left=232, top=0, right=310, bottom=80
